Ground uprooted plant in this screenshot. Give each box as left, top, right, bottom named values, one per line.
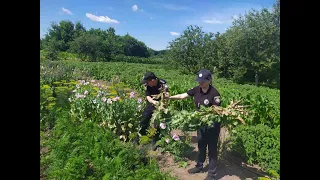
left=143, top=86, right=249, bottom=162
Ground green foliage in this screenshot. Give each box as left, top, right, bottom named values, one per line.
left=166, top=3, right=280, bottom=88
left=58, top=51, right=78, bottom=60
left=243, top=94, right=280, bottom=128
left=43, top=113, right=176, bottom=180
left=229, top=124, right=280, bottom=175
left=110, top=54, right=165, bottom=65
left=121, top=33, right=151, bottom=58
left=169, top=101, right=247, bottom=132
left=69, top=33, right=105, bottom=61
left=40, top=0, right=279, bottom=87
left=40, top=80, right=78, bottom=130
left=69, top=80, right=145, bottom=141
left=41, top=23, right=153, bottom=62
left=40, top=58, right=280, bottom=177
left=52, top=80, right=77, bottom=108
left=168, top=25, right=214, bottom=74
left=59, top=61, right=279, bottom=129
left=40, top=60, right=91, bottom=85
left=40, top=84, right=57, bottom=130
left=42, top=20, right=77, bottom=51
left=42, top=39, right=63, bottom=60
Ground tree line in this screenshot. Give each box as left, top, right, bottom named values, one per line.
left=40, top=0, right=279, bottom=88
left=167, top=0, right=280, bottom=88
left=40, top=21, right=158, bottom=61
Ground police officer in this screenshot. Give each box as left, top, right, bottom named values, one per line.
left=139, top=71, right=169, bottom=150
left=168, top=69, right=221, bottom=180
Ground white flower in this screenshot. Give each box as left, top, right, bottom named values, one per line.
left=101, top=97, right=107, bottom=102
left=160, top=123, right=166, bottom=129
left=112, top=96, right=120, bottom=101
left=107, top=98, right=112, bottom=104
left=84, top=90, right=89, bottom=95
left=68, top=98, right=72, bottom=102
left=76, top=84, right=80, bottom=88
left=172, top=134, right=180, bottom=141
left=91, top=80, right=95, bottom=83
left=137, top=98, right=142, bottom=103
left=165, top=138, right=170, bottom=143
left=129, top=92, right=135, bottom=98
left=72, top=90, right=77, bottom=93
left=138, top=105, right=142, bottom=110
left=92, top=99, right=97, bottom=104
left=84, top=82, right=89, bottom=85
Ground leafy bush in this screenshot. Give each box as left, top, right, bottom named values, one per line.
left=40, top=80, right=78, bottom=130
left=69, top=80, right=145, bottom=141
left=40, top=84, right=57, bottom=130
left=229, top=124, right=280, bottom=175
left=40, top=60, right=91, bottom=85
left=110, top=54, right=165, bottom=65
left=42, top=112, right=176, bottom=180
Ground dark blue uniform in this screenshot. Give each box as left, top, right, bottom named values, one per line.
left=187, top=85, right=221, bottom=177
left=140, top=79, right=169, bottom=143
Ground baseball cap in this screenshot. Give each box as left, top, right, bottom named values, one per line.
left=141, top=72, right=157, bottom=84
left=195, top=69, right=212, bottom=83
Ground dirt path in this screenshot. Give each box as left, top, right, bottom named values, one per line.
left=156, top=128, right=266, bottom=180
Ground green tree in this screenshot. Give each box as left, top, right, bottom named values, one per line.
left=69, top=33, right=104, bottom=61
left=230, top=6, right=280, bottom=86
left=167, top=25, right=214, bottom=74
left=121, top=34, right=150, bottom=58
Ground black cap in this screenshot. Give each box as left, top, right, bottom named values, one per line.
left=195, top=69, right=212, bottom=83
left=141, top=72, right=157, bottom=84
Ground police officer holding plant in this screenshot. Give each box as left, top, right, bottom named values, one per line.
left=138, top=72, right=169, bottom=150
left=168, top=69, right=221, bottom=180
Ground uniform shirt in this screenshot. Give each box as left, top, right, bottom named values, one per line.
left=187, top=85, right=221, bottom=110
left=145, top=79, right=169, bottom=105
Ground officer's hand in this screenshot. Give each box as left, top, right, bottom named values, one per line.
left=164, top=92, right=170, bottom=99
left=153, top=101, right=159, bottom=106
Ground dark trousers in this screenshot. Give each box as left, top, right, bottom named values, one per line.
left=139, top=105, right=160, bottom=143
left=196, top=122, right=221, bottom=176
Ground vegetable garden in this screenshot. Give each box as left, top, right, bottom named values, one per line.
left=40, top=60, right=279, bottom=180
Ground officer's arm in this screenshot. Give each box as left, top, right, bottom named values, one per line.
left=169, top=93, right=190, bottom=100
left=145, top=86, right=158, bottom=105
left=146, top=96, right=158, bottom=105
left=169, top=87, right=194, bottom=100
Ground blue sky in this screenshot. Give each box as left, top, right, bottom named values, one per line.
left=40, top=0, right=276, bottom=51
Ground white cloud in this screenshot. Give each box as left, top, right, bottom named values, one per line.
left=86, top=13, right=119, bottom=24
left=132, top=5, right=138, bottom=12
left=62, top=7, right=72, bottom=15
left=170, top=32, right=180, bottom=36
left=202, top=18, right=223, bottom=24
left=150, top=17, right=153, bottom=19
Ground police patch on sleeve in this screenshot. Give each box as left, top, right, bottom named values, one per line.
left=204, top=99, right=209, bottom=105
left=214, top=96, right=221, bottom=104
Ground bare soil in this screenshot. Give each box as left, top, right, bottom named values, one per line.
left=156, top=128, right=269, bottom=180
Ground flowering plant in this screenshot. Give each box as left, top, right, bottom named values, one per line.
left=69, top=79, right=145, bottom=141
